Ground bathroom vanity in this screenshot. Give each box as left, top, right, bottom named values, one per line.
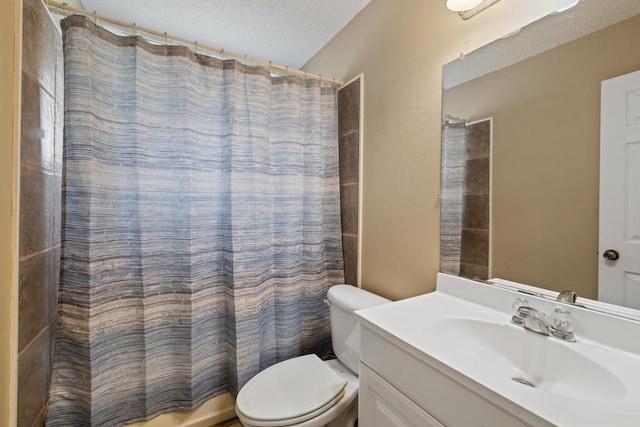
left=356, top=273, right=640, bottom=426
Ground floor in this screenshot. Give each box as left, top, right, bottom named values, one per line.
left=212, top=418, right=242, bottom=427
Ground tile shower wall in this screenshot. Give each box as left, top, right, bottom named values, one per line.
left=18, top=0, right=63, bottom=426
left=460, top=120, right=490, bottom=279
left=441, top=120, right=490, bottom=280
left=440, top=122, right=466, bottom=276
left=337, top=78, right=361, bottom=286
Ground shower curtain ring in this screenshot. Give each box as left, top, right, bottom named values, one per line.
left=194, top=41, right=198, bottom=54
left=164, top=32, right=168, bottom=45
left=93, top=11, right=97, bottom=25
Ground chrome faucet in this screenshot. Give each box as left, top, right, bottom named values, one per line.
left=522, top=307, right=550, bottom=336
left=511, top=299, right=576, bottom=342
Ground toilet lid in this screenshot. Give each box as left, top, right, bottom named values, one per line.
left=236, top=354, right=347, bottom=425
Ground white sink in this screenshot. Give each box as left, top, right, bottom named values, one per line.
left=436, top=317, right=627, bottom=402
left=356, top=273, right=640, bottom=426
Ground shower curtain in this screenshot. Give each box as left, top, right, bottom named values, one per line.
left=47, top=15, right=344, bottom=426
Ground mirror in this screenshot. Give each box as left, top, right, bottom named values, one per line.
left=440, top=0, right=640, bottom=304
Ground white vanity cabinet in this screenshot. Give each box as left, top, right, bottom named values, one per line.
left=358, top=324, right=548, bottom=427
left=355, top=273, right=640, bottom=427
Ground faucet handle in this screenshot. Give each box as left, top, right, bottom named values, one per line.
left=549, top=306, right=576, bottom=342
left=551, top=306, right=574, bottom=332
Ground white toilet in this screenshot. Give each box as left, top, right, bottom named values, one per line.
left=235, top=284, right=390, bottom=427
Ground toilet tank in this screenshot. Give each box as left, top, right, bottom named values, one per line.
left=327, top=285, right=390, bottom=374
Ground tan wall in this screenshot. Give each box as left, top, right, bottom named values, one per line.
left=304, top=0, right=567, bottom=300
left=443, top=16, right=640, bottom=299
left=0, top=0, right=22, bottom=425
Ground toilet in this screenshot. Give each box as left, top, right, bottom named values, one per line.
left=235, top=284, right=391, bottom=427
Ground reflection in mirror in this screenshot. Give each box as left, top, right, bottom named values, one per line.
left=440, top=0, right=640, bottom=307
left=441, top=119, right=491, bottom=280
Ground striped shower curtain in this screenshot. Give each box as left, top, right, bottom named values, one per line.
left=47, top=15, right=344, bottom=426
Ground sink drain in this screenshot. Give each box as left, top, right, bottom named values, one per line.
left=512, top=376, right=536, bottom=388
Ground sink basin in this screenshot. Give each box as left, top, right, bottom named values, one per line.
left=436, top=318, right=627, bottom=402
left=356, top=274, right=640, bottom=426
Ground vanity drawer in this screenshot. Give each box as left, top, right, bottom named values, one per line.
left=360, top=363, right=445, bottom=427
left=360, top=326, right=550, bottom=427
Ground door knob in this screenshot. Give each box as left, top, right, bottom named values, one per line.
left=603, top=249, right=620, bottom=261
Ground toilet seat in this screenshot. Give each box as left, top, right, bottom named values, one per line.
left=236, top=354, right=348, bottom=427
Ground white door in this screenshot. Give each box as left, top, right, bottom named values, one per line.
left=599, top=70, right=640, bottom=309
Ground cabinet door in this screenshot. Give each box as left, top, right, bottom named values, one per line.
left=359, top=363, right=445, bottom=427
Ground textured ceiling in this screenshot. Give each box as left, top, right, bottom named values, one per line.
left=81, top=0, right=372, bottom=69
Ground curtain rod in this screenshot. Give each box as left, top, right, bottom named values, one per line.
left=44, top=0, right=344, bottom=86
